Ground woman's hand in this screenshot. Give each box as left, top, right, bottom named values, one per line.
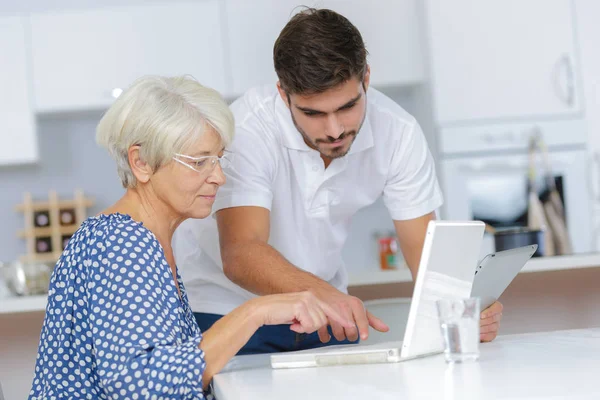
left=253, top=291, right=354, bottom=334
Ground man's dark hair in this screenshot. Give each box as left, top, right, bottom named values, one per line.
left=273, top=8, right=368, bottom=95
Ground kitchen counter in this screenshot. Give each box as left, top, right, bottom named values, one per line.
left=347, top=252, right=600, bottom=286
left=0, top=294, right=47, bottom=314
left=2, top=253, right=600, bottom=314
left=214, top=328, right=600, bottom=400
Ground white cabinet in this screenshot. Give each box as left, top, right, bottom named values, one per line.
left=223, top=0, right=297, bottom=95
left=423, top=0, right=582, bottom=125
left=574, top=0, right=600, bottom=194
left=224, top=0, right=424, bottom=96
left=574, top=0, right=600, bottom=249
left=321, top=0, right=424, bottom=88
left=0, top=16, right=37, bottom=165
left=30, top=1, right=229, bottom=112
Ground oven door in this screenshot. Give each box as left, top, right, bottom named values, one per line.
left=440, top=148, right=594, bottom=255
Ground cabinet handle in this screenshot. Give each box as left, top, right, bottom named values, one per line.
left=564, top=55, right=575, bottom=107
left=553, top=54, right=575, bottom=107
left=591, top=151, right=600, bottom=203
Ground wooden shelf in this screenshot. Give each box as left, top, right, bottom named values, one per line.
left=15, top=199, right=93, bottom=212
left=17, top=224, right=79, bottom=238
left=19, top=253, right=60, bottom=263
left=15, top=190, right=93, bottom=264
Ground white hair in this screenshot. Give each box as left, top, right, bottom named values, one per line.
left=96, top=75, right=234, bottom=188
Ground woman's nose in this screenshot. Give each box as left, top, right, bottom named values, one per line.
left=208, top=162, right=226, bottom=185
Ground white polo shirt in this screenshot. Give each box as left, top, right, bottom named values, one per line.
left=174, top=85, right=443, bottom=315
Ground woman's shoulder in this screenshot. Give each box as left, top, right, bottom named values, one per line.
left=66, top=213, right=159, bottom=260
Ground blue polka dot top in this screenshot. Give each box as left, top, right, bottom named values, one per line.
left=29, top=213, right=210, bottom=399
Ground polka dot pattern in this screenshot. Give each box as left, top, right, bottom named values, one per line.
left=29, top=213, right=210, bottom=399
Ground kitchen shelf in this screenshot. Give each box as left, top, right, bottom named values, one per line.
left=347, top=253, right=600, bottom=287
left=0, top=294, right=47, bottom=314
left=2, top=254, right=600, bottom=314
left=348, top=267, right=413, bottom=286
left=522, top=253, right=600, bottom=273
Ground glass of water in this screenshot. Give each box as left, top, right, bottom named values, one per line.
left=436, top=297, right=480, bottom=363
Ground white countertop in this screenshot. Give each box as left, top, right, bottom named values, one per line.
left=0, top=294, right=47, bottom=314
left=214, top=328, right=600, bottom=400
left=347, top=252, right=600, bottom=286
left=2, top=253, right=600, bottom=314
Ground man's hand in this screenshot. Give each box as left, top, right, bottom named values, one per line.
left=311, top=287, right=390, bottom=343
left=255, top=291, right=354, bottom=334
left=480, top=301, right=503, bottom=342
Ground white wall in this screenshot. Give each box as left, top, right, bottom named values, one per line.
left=0, top=0, right=167, bottom=14
left=0, top=112, right=124, bottom=263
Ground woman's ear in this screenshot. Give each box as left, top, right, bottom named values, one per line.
left=128, top=145, right=152, bottom=184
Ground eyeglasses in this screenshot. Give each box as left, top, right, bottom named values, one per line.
left=172, top=152, right=233, bottom=173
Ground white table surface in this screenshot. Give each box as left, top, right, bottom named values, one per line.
left=213, top=328, right=600, bottom=400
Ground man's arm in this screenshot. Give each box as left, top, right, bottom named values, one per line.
left=217, top=206, right=328, bottom=295
left=217, top=206, right=389, bottom=342
left=393, top=212, right=435, bottom=280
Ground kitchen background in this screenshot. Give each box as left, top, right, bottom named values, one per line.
left=1, top=0, right=600, bottom=398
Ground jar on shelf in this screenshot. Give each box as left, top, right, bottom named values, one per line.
left=59, top=208, right=76, bottom=226
left=376, top=232, right=399, bottom=270
left=35, top=237, right=53, bottom=253
left=33, top=210, right=50, bottom=228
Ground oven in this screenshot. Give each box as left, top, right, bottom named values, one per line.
left=437, top=119, right=595, bottom=257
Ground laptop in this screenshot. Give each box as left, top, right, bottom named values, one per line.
left=270, top=220, right=485, bottom=369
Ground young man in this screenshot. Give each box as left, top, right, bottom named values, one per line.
left=174, top=8, right=503, bottom=354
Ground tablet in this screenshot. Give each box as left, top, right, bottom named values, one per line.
left=471, top=244, right=537, bottom=310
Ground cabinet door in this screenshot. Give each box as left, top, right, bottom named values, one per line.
left=574, top=0, right=600, bottom=176
left=224, top=0, right=424, bottom=96
left=30, top=1, right=229, bottom=112
left=321, top=0, right=424, bottom=88
left=224, top=0, right=301, bottom=95
left=424, top=0, right=581, bottom=124
left=0, top=17, right=37, bottom=165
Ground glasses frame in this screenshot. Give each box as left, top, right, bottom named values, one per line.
left=172, top=151, right=233, bottom=173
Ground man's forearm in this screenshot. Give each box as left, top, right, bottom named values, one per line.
left=222, top=240, right=332, bottom=296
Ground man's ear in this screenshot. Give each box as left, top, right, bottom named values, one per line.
left=276, top=81, right=291, bottom=109
left=362, top=65, right=371, bottom=92
left=128, top=145, right=152, bottom=184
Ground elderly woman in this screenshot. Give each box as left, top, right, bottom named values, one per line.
left=29, top=76, right=350, bottom=399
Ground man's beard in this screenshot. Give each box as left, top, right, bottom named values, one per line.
left=290, top=112, right=366, bottom=160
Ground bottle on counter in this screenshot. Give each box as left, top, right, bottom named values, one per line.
left=376, top=231, right=399, bottom=270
